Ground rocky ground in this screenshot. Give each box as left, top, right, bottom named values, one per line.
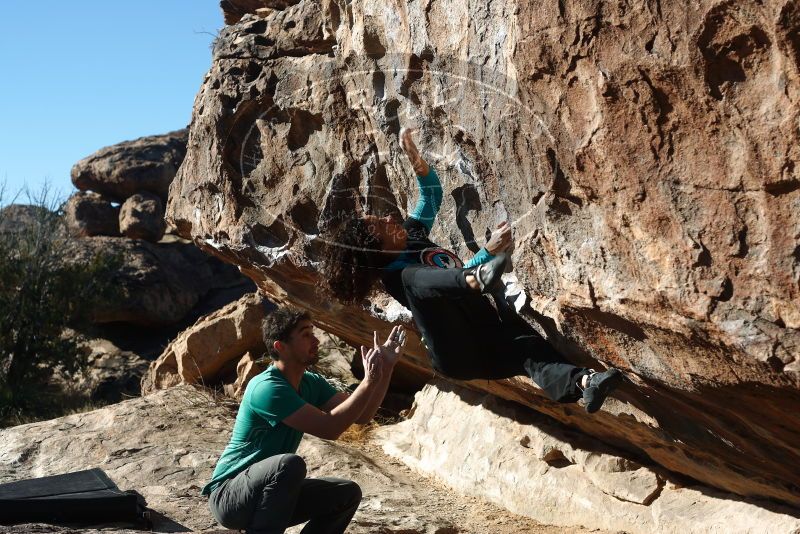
left=0, top=385, right=606, bottom=534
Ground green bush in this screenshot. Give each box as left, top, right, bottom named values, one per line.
left=0, top=186, right=122, bottom=424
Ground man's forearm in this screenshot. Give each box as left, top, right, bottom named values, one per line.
left=355, top=364, right=394, bottom=424
left=324, top=379, right=380, bottom=438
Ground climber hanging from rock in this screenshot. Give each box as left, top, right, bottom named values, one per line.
left=320, top=127, right=622, bottom=413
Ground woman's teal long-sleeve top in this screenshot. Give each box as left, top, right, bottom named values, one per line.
left=384, top=167, right=495, bottom=271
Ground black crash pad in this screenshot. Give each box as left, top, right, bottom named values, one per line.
left=0, top=468, right=141, bottom=524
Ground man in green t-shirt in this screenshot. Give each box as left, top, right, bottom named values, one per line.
left=202, top=306, right=405, bottom=534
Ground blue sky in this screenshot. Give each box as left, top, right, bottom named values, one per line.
left=0, top=1, right=222, bottom=204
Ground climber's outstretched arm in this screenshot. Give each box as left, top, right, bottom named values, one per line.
left=401, top=128, right=441, bottom=233
left=400, top=127, right=430, bottom=176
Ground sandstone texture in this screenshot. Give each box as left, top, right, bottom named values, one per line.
left=0, top=385, right=598, bottom=534
left=169, top=0, right=800, bottom=511
left=142, top=292, right=371, bottom=399
left=220, top=0, right=283, bottom=24
left=71, top=129, right=188, bottom=202
left=141, top=293, right=272, bottom=393
left=119, top=192, right=167, bottom=242
left=64, top=191, right=120, bottom=237
left=378, top=381, right=800, bottom=533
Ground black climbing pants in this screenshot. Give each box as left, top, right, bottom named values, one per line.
left=400, top=264, right=589, bottom=403
left=208, top=453, right=361, bottom=534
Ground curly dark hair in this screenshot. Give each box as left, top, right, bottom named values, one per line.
left=318, top=217, right=387, bottom=304
left=262, top=306, right=311, bottom=360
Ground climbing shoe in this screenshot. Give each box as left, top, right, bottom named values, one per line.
left=471, top=252, right=508, bottom=294
left=582, top=368, right=623, bottom=414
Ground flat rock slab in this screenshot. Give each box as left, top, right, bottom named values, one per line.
left=376, top=382, right=800, bottom=533
left=0, top=386, right=229, bottom=532
left=0, top=386, right=600, bottom=533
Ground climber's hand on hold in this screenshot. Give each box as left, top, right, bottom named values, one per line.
left=486, top=221, right=512, bottom=255
left=400, top=127, right=430, bottom=177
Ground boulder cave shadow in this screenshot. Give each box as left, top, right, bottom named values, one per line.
left=93, top=280, right=257, bottom=360
left=624, top=376, right=800, bottom=517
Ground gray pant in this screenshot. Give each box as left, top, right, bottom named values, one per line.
left=208, top=453, right=362, bottom=534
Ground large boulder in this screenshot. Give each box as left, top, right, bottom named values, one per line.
left=377, top=382, right=800, bottom=533
left=141, top=292, right=272, bottom=393
left=119, top=192, right=166, bottom=242
left=142, top=292, right=370, bottom=399
left=71, top=130, right=188, bottom=203
left=221, top=0, right=275, bottom=24
left=167, top=0, right=800, bottom=511
left=64, top=191, right=120, bottom=237
left=65, top=236, right=247, bottom=326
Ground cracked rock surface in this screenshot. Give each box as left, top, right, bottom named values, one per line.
left=168, top=0, right=800, bottom=510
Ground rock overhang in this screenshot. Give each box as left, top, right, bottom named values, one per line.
left=168, top=0, right=800, bottom=509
